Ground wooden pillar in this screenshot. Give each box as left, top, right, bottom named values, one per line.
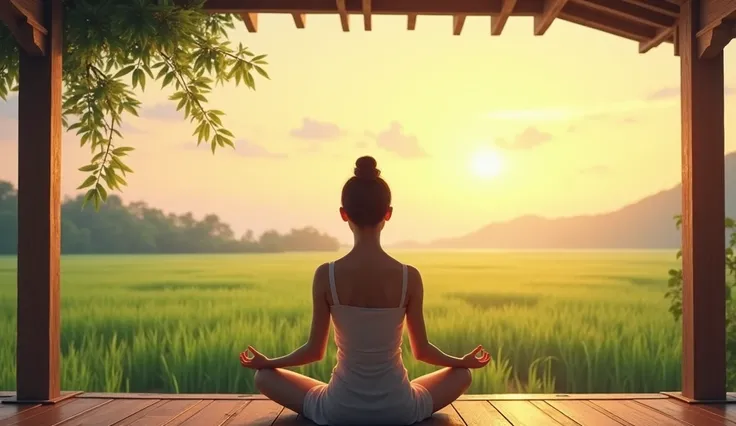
left=679, top=0, right=727, bottom=402
left=16, top=0, right=62, bottom=402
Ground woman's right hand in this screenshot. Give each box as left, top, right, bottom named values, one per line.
left=460, top=345, right=491, bottom=369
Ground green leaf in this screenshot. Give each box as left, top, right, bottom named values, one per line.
left=77, top=175, right=97, bottom=190
left=78, top=164, right=99, bottom=172
left=114, top=65, right=136, bottom=79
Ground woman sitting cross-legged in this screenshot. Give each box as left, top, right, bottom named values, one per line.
left=239, top=156, right=490, bottom=426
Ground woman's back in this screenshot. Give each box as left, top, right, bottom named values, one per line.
left=303, top=260, right=433, bottom=425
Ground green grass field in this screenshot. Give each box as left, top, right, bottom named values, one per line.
left=0, top=251, right=682, bottom=394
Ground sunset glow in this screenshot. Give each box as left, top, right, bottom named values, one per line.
left=471, top=149, right=504, bottom=179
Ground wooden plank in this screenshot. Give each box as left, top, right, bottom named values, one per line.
left=530, top=401, right=580, bottom=425
left=546, top=400, right=627, bottom=425
left=560, top=2, right=658, bottom=40
left=695, top=405, right=736, bottom=423
left=159, top=401, right=213, bottom=426
left=196, top=0, right=546, bottom=15
left=362, top=0, right=371, bottom=30
left=492, top=401, right=563, bottom=425
left=576, top=0, right=675, bottom=27
left=591, top=400, right=688, bottom=425
left=336, top=0, right=349, bottom=31
left=75, top=393, right=670, bottom=401
left=619, top=0, right=680, bottom=16
left=534, top=0, right=569, bottom=34
left=453, top=14, right=467, bottom=34
left=701, top=0, right=736, bottom=38
left=407, top=13, right=417, bottom=29
left=113, top=400, right=201, bottom=426
left=172, top=400, right=248, bottom=426
left=420, top=405, right=466, bottom=425
left=452, top=401, right=511, bottom=425
left=0, top=399, right=112, bottom=426
left=16, top=0, right=63, bottom=403
left=459, top=394, right=668, bottom=401
left=637, top=399, right=736, bottom=426
left=60, top=399, right=159, bottom=426
left=77, top=393, right=262, bottom=400
left=271, top=408, right=312, bottom=425
left=679, top=0, right=727, bottom=403
left=0, top=399, right=79, bottom=426
left=640, top=26, right=676, bottom=53
left=0, top=405, right=40, bottom=422
left=491, top=0, right=518, bottom=34
left=291, top=13, right=306, bottom=28
left=227, top=400, right=283, bottom=425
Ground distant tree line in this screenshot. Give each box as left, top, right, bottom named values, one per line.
left=0, top=181, right=340, bottom=254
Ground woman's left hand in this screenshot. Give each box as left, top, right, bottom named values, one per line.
left=239, top=346, right=271, bottom=369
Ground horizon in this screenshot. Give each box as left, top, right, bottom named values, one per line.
left=2, top=14, right=736, bottom=245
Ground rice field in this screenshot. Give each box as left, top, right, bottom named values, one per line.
left=0, top=250, right=682, bottom=394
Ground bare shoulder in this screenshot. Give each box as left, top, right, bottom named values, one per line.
left=312, top=263, right=330, bottom=290
left=404, top=264, right=424, bottom=292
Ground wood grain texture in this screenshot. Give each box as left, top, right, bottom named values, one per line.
left=678, top=0, right=727, bottom=402
left=16, top=0, right=63, bottom=402
left=452, top=401, right=511, bottom=425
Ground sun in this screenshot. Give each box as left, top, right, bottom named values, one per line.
left=470, top=149, right=504, bottom=179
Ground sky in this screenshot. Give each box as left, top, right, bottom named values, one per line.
left=1, top=14, right=736, bottom=245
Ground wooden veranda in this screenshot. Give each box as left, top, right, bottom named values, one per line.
left=1, top=0, right=735, bottom=423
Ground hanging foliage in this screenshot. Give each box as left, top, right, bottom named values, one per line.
left=0, top=0, right=269, bottom=208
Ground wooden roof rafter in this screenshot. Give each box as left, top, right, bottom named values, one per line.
left=0, top=0, right=47, bottom=55
left=206, top=0, right=686, bottom=55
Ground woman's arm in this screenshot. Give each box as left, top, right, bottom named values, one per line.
left=405, top=266, right=467, bottom=368
left=264, top=264, right=332, bottom=369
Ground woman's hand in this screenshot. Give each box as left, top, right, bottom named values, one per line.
left=239, top=346, right=272, bottom=370
left=460, top=345, right=491, bottom=369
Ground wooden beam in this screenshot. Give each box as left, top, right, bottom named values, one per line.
left=407, top=13, right=417, bottom=30
left=560, top=2, right=658, bottom=40
left=697, top=20, right=736, bottom=57
left=639, top=25, right=675, bottom=52
left=362, top=0, right=371, bottom=30
left=291, top=13, right=306, bottom=28
left=0, top=0, right=47, bottom=55
left=574, top=0, right=675, bottom=27
left=336, top=0, right=349, bottom=31
left=197, top=0, right=545, bottom=16
left=453, top=14, right=467, bottom=35
left=491, top=0, right=518, bottom=35
left=534, top=0, right=569, bottom=35
left=240, top=12, right=258, bottom=32
left=701, top=0, right=736, bottom=41
left=620, top=0, right=680, bottom=17
left=679, top=0, right=727, bottom=403
left=16, top=0, right=62, bottom=403
left=674, top=23, right=681, bottom=54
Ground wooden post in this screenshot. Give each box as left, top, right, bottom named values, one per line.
left=16, top=0, right=62, bottom=403
left=679, top=0, right=727, bottom=402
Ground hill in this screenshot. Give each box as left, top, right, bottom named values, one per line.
left=393, top=153, right=736, bottom=249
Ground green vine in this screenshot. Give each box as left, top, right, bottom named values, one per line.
left=0, top=0, right=269, bottom=209
left=665, top=215, right=736, bottom=390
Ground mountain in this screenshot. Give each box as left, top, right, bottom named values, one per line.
left=393, top=152, right=736, bottom=249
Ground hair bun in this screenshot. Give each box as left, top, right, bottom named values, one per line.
left=354, top=156, right=380, bottom=179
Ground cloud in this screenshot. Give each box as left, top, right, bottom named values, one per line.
left=290, top=118, right=342, bottom=140
left=495, top=127, right=552, bottom=150
left=580, top=165, right=610, bottom=175
left=140, top=103, right=181, bottom=121
left=647, top=86, right=735, bottom=100
left=368, top=122, right=427, bottom=158
left=120, top=121, right=145, bottom=134
left=181, top=138, right=286, bottom=159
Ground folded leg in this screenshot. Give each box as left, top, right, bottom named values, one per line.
left=254, top=368, right=326, bottom=414
left=411, top=367, right=472, bottom=412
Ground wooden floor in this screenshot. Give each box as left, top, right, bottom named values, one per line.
left=1, top=392, right=736, bottom=425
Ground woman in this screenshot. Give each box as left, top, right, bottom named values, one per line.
left=239, top=156, right=490, bottom=425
